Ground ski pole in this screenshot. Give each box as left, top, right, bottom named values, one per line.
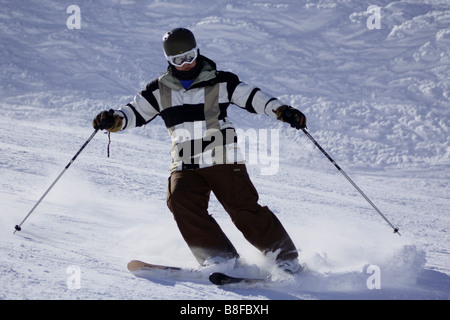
left=14, top=129, right=99, bottom=234
left=301, top=128, right=400, bottom=235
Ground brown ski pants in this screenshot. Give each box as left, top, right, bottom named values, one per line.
left=166, top=163, right=298, bottom=266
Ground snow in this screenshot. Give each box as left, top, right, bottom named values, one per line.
left=0, top=0, right=449, bottom=301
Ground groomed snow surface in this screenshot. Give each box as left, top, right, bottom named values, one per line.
left=1, top=0, right=449, bottom=301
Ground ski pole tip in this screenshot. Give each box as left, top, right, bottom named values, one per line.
left=14, top=225, right=21, bottom=233
left=393, top=227, right=401, bottom=236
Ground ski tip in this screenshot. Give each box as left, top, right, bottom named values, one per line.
left=127, top=260, right=145, bottom=272
left=209, top=272, right=227, bottom=285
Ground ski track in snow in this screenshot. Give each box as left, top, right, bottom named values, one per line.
left=0, top=0, right=449, bottom=300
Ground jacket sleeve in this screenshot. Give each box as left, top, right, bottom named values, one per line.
left=116, top=80, right=160, bottom=130
left=230, top=80, right=283, bottom=120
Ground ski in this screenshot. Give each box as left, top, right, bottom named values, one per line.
left=208, top=272, right=267, bottom=286
left=128, top=260, right=270, bottom=286
left=127, top=260, right=203, bottom=281
left=128, top=260, right=184, bottom=272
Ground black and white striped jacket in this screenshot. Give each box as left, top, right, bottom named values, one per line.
left=117, top=56, right=283, bottom=172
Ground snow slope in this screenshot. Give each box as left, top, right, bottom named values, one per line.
left=0, top=0, right=449, bottom=300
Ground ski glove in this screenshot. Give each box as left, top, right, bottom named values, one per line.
left=93, top=109, right=123, bottom=132
left=273, top=105, right=307, bottom=130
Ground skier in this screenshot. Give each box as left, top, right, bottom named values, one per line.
left=93, top=28, right=306, bottom=274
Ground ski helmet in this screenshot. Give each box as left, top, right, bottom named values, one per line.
left=162, top=28, right=197, bottom=57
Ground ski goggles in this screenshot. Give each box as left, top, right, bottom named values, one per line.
left=165, top=47, right=198, bottom=67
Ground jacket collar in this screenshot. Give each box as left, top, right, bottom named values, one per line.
left=159, top=55, right=217, bottom=90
